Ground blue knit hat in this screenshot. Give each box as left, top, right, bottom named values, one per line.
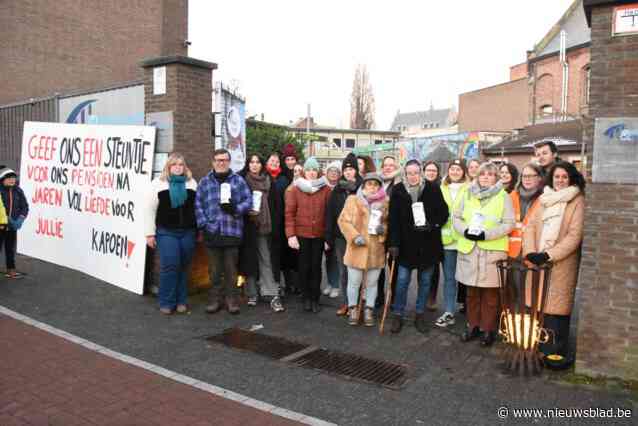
left=303, top=157, right=320, bottom=171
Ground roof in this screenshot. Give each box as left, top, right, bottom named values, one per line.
left=583, top=0, right=637, bottom=25
left=483, top=120, right=583, bottom=154
left=390, top=108, right=455, bottom=131
left=530, top=0, right=590, bottom=59
left=424, top=144, right=457, bottom=162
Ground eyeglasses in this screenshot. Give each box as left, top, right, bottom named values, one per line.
left=214, top=158, right=230, bottom=163
left=522, top=174, right=540, bottom=179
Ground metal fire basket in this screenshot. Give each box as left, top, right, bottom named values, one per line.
left=496, top=259, right=553, bottom=375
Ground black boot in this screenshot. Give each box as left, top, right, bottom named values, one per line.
left=415, top=313, right=428, bottom=334
left=460, top=325, right=481, bottom=342
left=303, top=299, right=312, bottom=312
left=311, top=301, right=322, bottom=313
left=391, top=315, right=403, bottom=334
left=480, top=331, right=496, bottom=347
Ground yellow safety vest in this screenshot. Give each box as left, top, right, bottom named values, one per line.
left=440, top=183, right=468, bottom=246
left=457, top=189, right=509, bottom=254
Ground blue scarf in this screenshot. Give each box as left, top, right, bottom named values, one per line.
left=168, top=175, right=187, bottom=208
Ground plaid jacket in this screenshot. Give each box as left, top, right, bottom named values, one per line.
left=195, top=171, right=252, bottom=238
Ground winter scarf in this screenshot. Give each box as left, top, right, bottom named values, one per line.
left=518, top=185, right=543, bottom=218
left=406, top=179, right=425, bottom=203
left=538, top=185, right=580, bottom=252
left=356, top=186, right=386, bottom=210
left=245, top=172, right=272, bottom=235
left=294, top=176, right=327, bottom=194
left=168, top=175, right=187, bottom=208
left=213, top=170, right=231, bottom=183
left=266, top=165, right=281, bottom=179
left=470, top=181, right=504, bottom=204
left=337, top=178, right=358, bottom=193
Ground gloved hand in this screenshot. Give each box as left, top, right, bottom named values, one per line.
left=526, top=252, right=549, bottom=266
left=388, top=247, right=399, bottom=259
left=375, top=224, right=385, bottom=235
left=464, top=229, right=485, bottom=241
left=353, top=235, right=366, bottom=246
left=220, top=202, right=235, bottom=214
left=9, top=216, right=25, bottom=230
left=415, top=223, right=433, bottom=232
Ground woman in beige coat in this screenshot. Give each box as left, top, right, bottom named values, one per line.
left=453, top=162, right=515, bottom=346
left=523, top=161, right=585, bottom=358
left=338, top=173, right=388, bottom=327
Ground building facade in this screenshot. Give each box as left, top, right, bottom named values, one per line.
left=390, top=107, right=458, bottom=138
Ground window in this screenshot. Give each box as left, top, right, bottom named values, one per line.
left=583, top=65, right=591, bottom=106
left=345, top=138, right=355, bottom=148
left=540, top=105, right=553, bottom=116
left=385, top=140, right=392, bottom=144
left=374, top=139, right=383, bottom=145
left=332, top=138, right=341, bottom=148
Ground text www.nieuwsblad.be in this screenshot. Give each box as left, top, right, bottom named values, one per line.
left=497, top=406, right=633, bottom=420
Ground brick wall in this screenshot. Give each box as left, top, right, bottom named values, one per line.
left=142, top=56, right=215, bottom=291
left=529, top=46, right=591, bottom=123
left=510, top=62, right=528, bottom=81
left=576, top=4, right=638, bottom=380
left=0, top=0, right=187, bottom=106
left=458, top=79, right=529, bottom=132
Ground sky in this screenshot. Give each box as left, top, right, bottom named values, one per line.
left=189, top=0, right=575, bottom=130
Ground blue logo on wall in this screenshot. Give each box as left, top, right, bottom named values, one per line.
left=65, top=99, right=97, bottom=124
left=604, top=123, right=638, bottom=142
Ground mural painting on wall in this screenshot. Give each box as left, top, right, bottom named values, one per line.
left=401, top=132, right=480, bottom=164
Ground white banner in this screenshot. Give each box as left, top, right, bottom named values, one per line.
left=18, top=122, right=156, bottom=294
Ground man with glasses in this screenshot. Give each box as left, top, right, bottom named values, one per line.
left=195, top=149, right=252, bottom=315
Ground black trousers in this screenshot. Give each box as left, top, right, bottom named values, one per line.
left=3, top=230, right=17, bottom=270
left=298, top=237, right=324, bottom=302
left=540, top=314, right=571, bottom=357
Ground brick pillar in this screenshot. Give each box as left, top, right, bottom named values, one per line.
left=140, top=55, right=218, bottom=293
left=576, top=2, right=638, bottom=380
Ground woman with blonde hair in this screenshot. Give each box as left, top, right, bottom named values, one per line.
left=454, top=161, right=514, bottom=346
left=144, top=153, right=198, bottom=315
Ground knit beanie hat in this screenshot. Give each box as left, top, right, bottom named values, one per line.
left=0, top=167, right=17, bottom=183
left=325, top=160, right=342, bottom=174
left=342, top=153, right=357, bottom=172
left=362, top=172, right=383, bottom=187
left=282, top=143, right=298, bottom=160
left=303, top=157, right=320, bottom=171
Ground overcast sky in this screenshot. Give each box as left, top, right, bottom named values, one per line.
left=189, top=0, right=574, bottom=130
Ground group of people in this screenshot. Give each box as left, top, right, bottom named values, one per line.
left=145, top=139, right=584, bottom=358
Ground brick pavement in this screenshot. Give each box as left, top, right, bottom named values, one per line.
left=0, top=314, right=304, bottom=426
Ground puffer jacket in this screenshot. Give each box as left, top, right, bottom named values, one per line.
left=285, top=185, right=331, bottom=239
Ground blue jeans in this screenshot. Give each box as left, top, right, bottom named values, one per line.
left=442, top=250, right=458, bottom=314
left=325, top=247, right=340, bottom=289
left=392, top=264, right=435, bottom=316
left=156, top=227, right=196, bottom=309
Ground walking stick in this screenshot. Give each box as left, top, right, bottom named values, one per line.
left=357, top=269, right=367, bottom=324
left=379, top=254, right=396, bottom=335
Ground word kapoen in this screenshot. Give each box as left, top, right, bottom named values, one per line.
left=91, top=228, right=135, bottom=260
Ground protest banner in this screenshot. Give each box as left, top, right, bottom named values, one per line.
left=18, top=121, right=156, bottom=294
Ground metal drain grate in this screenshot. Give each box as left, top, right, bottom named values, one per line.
left=290, top=348, right=408, bottom=389
left=206, top=328, right=309, bottom=359
left=206, top=328, right=408, bottom=389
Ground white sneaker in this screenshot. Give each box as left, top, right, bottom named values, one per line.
left=322, top=287, right=332, bottom=296
left=329, top=288, right=340, bottom=299
left=435, top=312, right=455, bottom=327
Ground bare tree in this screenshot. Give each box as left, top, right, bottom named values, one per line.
left=350, top=64, right=376, bottom=129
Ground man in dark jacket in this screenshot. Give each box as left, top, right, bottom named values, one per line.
left=387, top=160, right=448, bottom=334
left=324, top=153, right=361, bottom=315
